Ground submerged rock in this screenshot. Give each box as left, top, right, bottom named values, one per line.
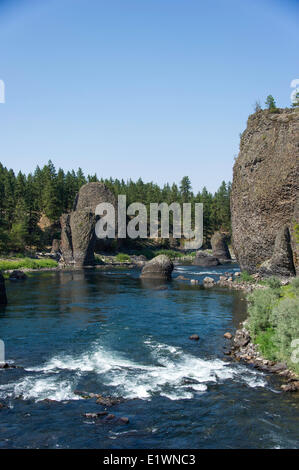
left=211, top=232, right=231, bottom=262
left=96, top=395, right=124, bottom=407
left=193, top=252, right=219, bottom=267
left=189, top=334, right=199, bottom=341
left=140, top=255, right=173, bottom=280
left=119, top=417, right=129, bottom=424
left=74, top=390, right=124, bottom=406
left=0, top=273, right=7, bottom=305
left=84, top=412, right=108, bottom=419
left=9, top=270, right=27, bottom=281
left=0, top=363, right=16, bottom=369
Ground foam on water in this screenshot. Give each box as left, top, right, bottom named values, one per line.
left=174, top=265, right=240, bottom=277
left=0, top=375, right=80, bottom=402
left=0, top=338, right=267, bottom=402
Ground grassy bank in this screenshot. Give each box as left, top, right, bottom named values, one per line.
left=130, top=249, right=196, bottom=260
left=96, top=249, right=197, bottom=264
left=0, top=258, right=58, bottom=271
left=247, top=277, right=299, bottom=374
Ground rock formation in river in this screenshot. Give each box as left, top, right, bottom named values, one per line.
left=60, top=182, right=117, bottom=266
left=211, top=231, right=231, bottom=263
left=193, top=251, right=219, bottom=267
left=0, top=273, right=7, bottom=305
left=140, top=254, right=174, bottom=280
left=231, top=108, right=299, bottom=276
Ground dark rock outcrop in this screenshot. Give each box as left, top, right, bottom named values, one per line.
left=231, top=108, right=299, bottom=275
left=211, top=232, right=231, bottom=262
left=140, top=255, right=173, bottom=280
left=0, top=273, right=7, bottom=305
left=290, top=199, right=299, bottom=274
left=60, top=182, right=117, bottom=266
left=9, top=270, right=27, bottom=281
left=259, top=225, right=296, bottom=276
left=193, top=251, right=219, bottom=267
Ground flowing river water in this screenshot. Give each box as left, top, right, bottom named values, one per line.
left=0, top=264, right=298, bottom=448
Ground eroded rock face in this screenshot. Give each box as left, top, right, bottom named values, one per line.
left=0, top=273, right=7, bottom=305
left=74, top=182, right=116, bottom=213
left=60, top=214, right=73, bottom=264
left=140, top=255, right=173, bottom=280
left=60, top=182, right=117, bottom=266
left=51, top=239, right=61, bottom=254
left=231, top=108, right=299, bottom=275
left=193, top=252, right=219, bottom=267
left=260, top=225, right=296, bottom=277
left=211, top=232, right=231, bottom=262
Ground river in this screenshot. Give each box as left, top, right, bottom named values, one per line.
left=0, top=264, right=298, bottom=448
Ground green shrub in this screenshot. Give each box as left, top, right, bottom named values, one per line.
left=237, top=270, right=254, bottom=283
left=115, top=253, right=131, bottom=262
left=265, top=276, right=281, bottom=290
left=247, top=282, right=299, bottom=373
left=290, top=277, right=299, bottom=291
left=247, top=288, right=280, bottom=337
left=155, top=249, right=183, bottom=258
left=255, top=328, right=276, bottom=360
left=272, top=297, right=299, bottom=372
left=136, top=248, right=155, bottom=260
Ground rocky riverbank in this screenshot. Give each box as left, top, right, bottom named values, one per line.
left=224, top=323, right=299, bottom=393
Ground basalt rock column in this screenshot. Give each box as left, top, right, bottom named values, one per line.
left=60, top=182, right=117, bottom=266
left=211, top=231, right=231, bottom=263
left=231, top=108, right=299, bottom=275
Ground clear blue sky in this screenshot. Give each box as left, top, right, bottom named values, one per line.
left=0, top=0, right=298, bottom=193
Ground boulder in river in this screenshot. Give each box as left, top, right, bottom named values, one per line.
left=211, top=231, right=231, bottom=263
left=193, top=252, right=219, bottom=267
left=140, top=255, right=173, bottom=280
left=119, top=417, right=130, bottom=424
left=203, top=276, right=216, bottom=286
left=0, top=273, right=7, bottom=305
left=189, top=334, right=199, bottom=341
left=224, top=332, right=233, bottom=339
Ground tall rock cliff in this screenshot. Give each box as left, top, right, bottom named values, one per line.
left=231, top=108, right=299, bottom=276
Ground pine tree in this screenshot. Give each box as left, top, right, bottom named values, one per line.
left=179, top=176, right=192, bottom=202
left=265, top=95, right=276, bottom=110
